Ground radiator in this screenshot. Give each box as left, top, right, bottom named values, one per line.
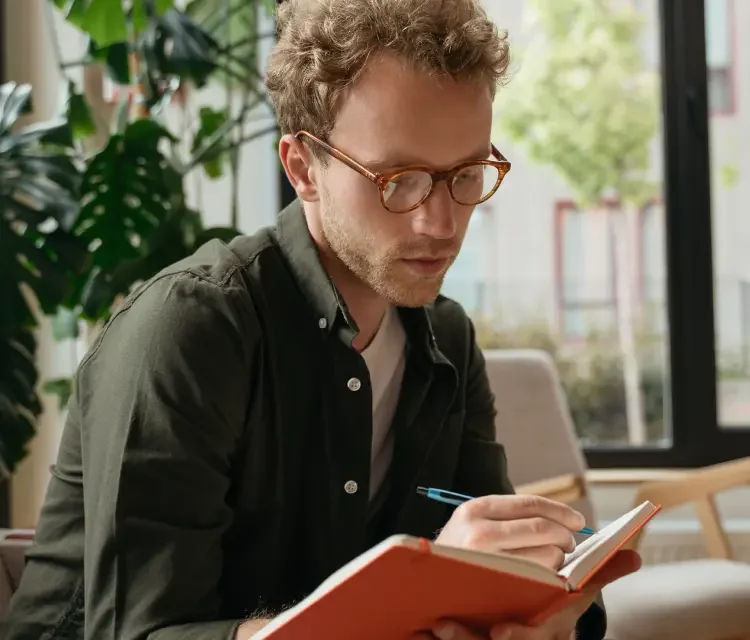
left=605, top=518, right=750, bottom=565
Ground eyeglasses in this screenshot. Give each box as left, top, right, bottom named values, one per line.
left=295, top=131, right=511, bottom=214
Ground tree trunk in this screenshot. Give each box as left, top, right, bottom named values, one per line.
left=609, top=205, right=647, bottom=445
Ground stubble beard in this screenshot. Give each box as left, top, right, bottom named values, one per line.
left=319, top=194, right=449, bottom=308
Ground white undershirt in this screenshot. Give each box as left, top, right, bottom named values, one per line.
left=360, top=306, right=406, bottom=501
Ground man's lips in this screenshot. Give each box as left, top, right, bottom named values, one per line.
left=400, top=256, right=452, bottom=276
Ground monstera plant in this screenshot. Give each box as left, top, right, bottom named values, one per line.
left=0, top=83, right=88, bottom=475
left=0, top=0, right=277, bottom=474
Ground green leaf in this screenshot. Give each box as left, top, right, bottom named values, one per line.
left=81, top=0, right=127, bottom=48
left=51, top=307, right=80, bottom=340
left=67, top=87, right=97, bottom=140
left=72, top=118, right=183, bottom=318
left=192, top=106, right=227, bottom=179
left=55, top=0, right=88, bottom=30
left=0, top=327, right=40, bottom=474
left=43, top=377, right=74, bottom=411
left=89, top=40, right=130, bottom=85
left=259, top=0, right=276, bottom=16
left=184, top=0, right=272, bottom=87
left=0, top=82, right=86, bottom=333
left=139, top=10, right=221, bottom=88
left=132, top=0, right=175, bottom=34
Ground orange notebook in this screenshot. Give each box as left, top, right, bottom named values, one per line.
left=253, top=501, right=660, bottom=640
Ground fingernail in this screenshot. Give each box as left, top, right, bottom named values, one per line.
left=433, top=623, right=456, bottom=640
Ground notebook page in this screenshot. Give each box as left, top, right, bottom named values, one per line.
left=558, top=501, right=656, bottom=587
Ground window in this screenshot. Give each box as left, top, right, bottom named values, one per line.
left=442, top=207, right=490, bottom=318
left=557, top=204, right=617, bottom=341
left=457, top=0, right=672, bottom=451
left=705, top=0, right=734, bottom=113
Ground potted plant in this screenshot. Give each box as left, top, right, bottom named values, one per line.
left=0, top=0, right=277, bottom=477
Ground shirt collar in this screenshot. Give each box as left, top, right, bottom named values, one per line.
left=274, top=198, right=449, bottom=365
left=274, top=199, right=348, bottom=336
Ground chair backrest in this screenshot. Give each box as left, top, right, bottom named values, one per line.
left=0, top=531, right=33, bottom=618
left=483, top=349, right=598, bottom=526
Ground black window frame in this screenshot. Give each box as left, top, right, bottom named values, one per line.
left=277, top=0, right=750, bottom=469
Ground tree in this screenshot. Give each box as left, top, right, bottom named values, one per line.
left=495, top=0, right=660, bottom=444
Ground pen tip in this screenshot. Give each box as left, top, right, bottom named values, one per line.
left=416, top=486, right=428, bottom=496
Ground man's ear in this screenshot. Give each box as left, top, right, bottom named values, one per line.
left=279, top=134, right=320, bottom=203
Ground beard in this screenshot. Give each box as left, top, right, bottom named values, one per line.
left=319, top=188, right=458, bottom=307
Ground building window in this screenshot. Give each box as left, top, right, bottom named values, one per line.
left=557, top=204, right=617, bottom=340
left=705, top=0, right=734, bottom=113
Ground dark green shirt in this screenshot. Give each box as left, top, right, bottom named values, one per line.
left=2, top=201, right=605, bottom=640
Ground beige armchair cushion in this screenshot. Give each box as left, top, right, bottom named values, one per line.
left=0, top=531, right=32, bottom=618
left=604, top=559, right=750, bottom=640
left=484, top=349, right=595, bottom=525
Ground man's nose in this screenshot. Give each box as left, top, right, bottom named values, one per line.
left=412, top=182, right=457, bottom=240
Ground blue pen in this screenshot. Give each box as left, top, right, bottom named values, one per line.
left=416, top=486, right=596, bottom=536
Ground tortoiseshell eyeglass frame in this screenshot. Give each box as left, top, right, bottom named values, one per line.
left=295, top=130, right=511, bottom=213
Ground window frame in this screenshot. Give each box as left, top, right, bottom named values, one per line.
left=586, top=0, right=750, bottom=469
left=554, top=200, right=667, bottom=345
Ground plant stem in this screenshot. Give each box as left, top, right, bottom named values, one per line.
left=219, top=30, right=276, bottom=53
left=223, top=0, right=240, bottom=229
left=61, top=57, right=94, bottom=69
left=182, top=98, right=258, bottom=173
left=216, top=125, right=279, bottom=153
left=204, top=0, right=248, bottom=34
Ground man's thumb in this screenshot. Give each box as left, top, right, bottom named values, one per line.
left=586, top=549, right=641, bottom=589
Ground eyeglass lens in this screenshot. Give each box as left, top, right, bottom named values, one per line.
left=382, top=164, right=501, bottom=212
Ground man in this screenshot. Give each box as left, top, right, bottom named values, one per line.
left=2, top=0, right=639, bottom=638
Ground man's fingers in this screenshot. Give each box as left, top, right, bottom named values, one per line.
left=431, top=622, right=488, bottom=640
left=506, top=545, right=566, bottom=570
left=491, top=518, right=576, bottom=553
left=461, top=494, right=586, bottom=532
left=488, top=622, right=545, bottom=640
left=584, top=549, right=642, bottom=589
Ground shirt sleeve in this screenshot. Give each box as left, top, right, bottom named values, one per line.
left=453, top=318, right=515, bottom=497
left=78, top=271, right=257, bottom=640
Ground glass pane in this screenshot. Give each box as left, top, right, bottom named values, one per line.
left=707, top=0, right=750, bottom=428
left=442, top=0, right=671, bottom=447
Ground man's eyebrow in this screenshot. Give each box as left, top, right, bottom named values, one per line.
left=362, top=145, right=491, bottom=171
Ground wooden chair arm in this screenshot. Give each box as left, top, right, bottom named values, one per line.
left=627, top=456, right=750, bottom=558
left=515, top=473, right=586, bottom=504
left=633, top=456, right=750, bottom=510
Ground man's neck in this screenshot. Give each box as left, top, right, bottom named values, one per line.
left=319, top=252, right=388, bottom=353
left=302, top=205, right=389, bottom=352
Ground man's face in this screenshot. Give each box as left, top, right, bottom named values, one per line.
left=315, top=53, right=494, bottom=307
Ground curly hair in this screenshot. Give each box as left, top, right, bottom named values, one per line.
left=265, top=0, right=511, bottom=139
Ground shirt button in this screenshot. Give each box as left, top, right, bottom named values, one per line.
left=347, top=377, right=361, bottom=392
left=344, top=480, right=358, bottom=494
left=318, top=317, right=327, bottom=329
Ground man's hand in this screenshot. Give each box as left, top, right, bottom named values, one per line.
left=434, top=494, right=586, bottom=570
left=237, top=618, right=272, bottom=639
left=414, top=549, right=641, bottom=640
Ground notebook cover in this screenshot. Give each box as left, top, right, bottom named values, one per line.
left=256, top=542, right=572, bottom=640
